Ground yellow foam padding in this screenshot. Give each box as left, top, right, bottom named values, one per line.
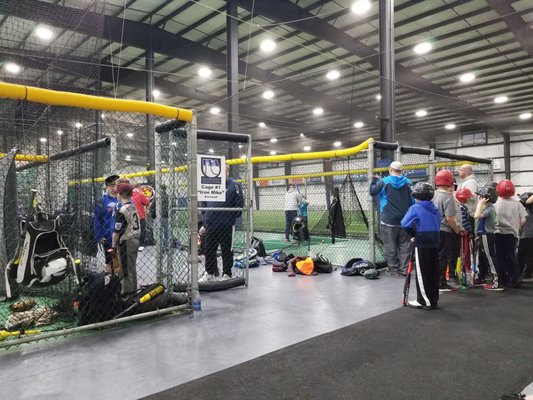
left=0, top=82, right=192, bottom=122
left=0, top=153, right=48, bottom=162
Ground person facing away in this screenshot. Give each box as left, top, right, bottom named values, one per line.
left=493, top=179, right=526, bottom=288
left=369, top=161, right=414, bottom=276
left=474, top=184, right=501, bottom=290
left=131, top=184, right=150, bottom=251
left=518, top=192, right=533, bottom=282
left=108, top=183, right=141, bottom=294
left=401, top=181, right=440, bottom=310
left=284, top=184, right=303, bottom=242
left=199, top=166, right=244, bottom=282
left=93, top=174, right=120, bottom=272
left=432, top=169, right=462, bottom=291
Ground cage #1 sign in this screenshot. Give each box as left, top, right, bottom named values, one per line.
left=197, top=155, right=226, bottom=201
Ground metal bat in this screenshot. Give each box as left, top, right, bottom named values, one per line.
left=402, top=243, right=416, bottom=306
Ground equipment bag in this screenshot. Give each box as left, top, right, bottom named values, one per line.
left=295, top=257, right=315, bottom=275
left=250, top=236, right=267, bottom=257
left=78, top=272, right=122, bottom=325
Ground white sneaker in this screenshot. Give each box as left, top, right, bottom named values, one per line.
left=407, top=300, right=423, bottom=308
left=199, top=273, right=215, bottom=283
left=138, top=246, right=145, bottom=252
left=221, top=274, right=232, bottom=281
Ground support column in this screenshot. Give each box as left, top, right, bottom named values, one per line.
left=284, top=161, right=291, bottom=187
left=226, top=0, right=240, bottom=133
left=503, top=132, right=511, bottom=179
left=323, top=159, right=333, bottom=209
left=146, top=45, right=155, bottom=184
left=253, top=165, right=260, bottom=210
left=379, top=0, right=395, bottom=162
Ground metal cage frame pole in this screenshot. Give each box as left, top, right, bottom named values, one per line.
left=189, top=114, right=199, bottom=294
left=429, top=148, right=436, bottom=184
left=154, top=120, right=163, bottom=282
left=244, top=135, right=253, bottom=286
left=368, top=141, right=376, bottom=266
left=488, top=161, right=494, bottom=182
left=395, top=141, right=401, bottom=162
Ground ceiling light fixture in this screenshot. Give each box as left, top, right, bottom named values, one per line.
left=39, top=137, right=47, bottom=143
left=519, top=112, right=532, bottom=120
left=260, top=39, right=276, bottom=52
left=494, top=96, right=508, bottom=104
left=300, top=133, right=305, bottom=137
left=240, top=154, right=247, bottom=159
left=270, top=138, right=278, bottom=143
left=57, top=130, right=63, bottom=135
left=258, top=122, right=266, bottom=128
left=333, top=141, right=342, bottom=147
left=125, top=155, right=131, bottom=161
left=459, top=72, right=476, bottom=83
left=198, top=66, right=212, bottom=78
left=270, top=151, right=277, bottom=155
left=262, top=90, right=274, bottom=99
left=376, top=94, right=382, bottom=101
left=208, top=148, right=214, bottom=154
left=152, top=89, right=160, bottom=99
left=326, top=70, right=340, bottom=80
left=126, top=132, right=134, bottom=138
left=238, top=144, right=244, bottom=149
left=313, top=107, right=324, bottom=116
left=35, top=26, right=53, bottom=41
left=415, top=110, right=427, bottom=117
left=4, top=62, right=20, bottom=74
left=353, top=121, right=364, bottom=128
left=413, top=42, right=432, bottom=55
left=75, top=122, right=82, bottom=129
left=445, top=123, right=456, bottom=130
left=210, top=107, right=220, bottom=114
left=303, top=146, right=311, bottom=151
left=101, top=113, right=105, bottom=119
left=171, top=142, right=177, bottom=146
left=351, top=0, right=371, bottom=15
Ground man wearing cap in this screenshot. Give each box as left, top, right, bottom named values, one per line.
left=93, top=174, right=120, bottom=271
left=370, top=161, right=414, bottom=275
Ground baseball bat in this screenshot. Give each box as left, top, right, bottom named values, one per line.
left=460, top=234, right=468, bottom=289
left=402, top=243, right=416, bottom=306
left=114, top=284, right=165, bottom=319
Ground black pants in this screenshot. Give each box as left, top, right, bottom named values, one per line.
left=478, top=233, right=497, bottom=281
left=438, top=231, right=455, bottom=284
left=518, top=237, right=533, bottom=278
left=415, top=246, right=439, bottom=307
left=139, top=218, right=146, bottom=245
left=447, top=232, right=460, bottom=279
left=285, top=210, right=297, bottom=240
left=204, top=224, right=233, bottom=277
left=495, top=233, right=520, bottom=285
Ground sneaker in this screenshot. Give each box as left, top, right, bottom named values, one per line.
left=407, top=300, right=433, bottom=310
left=449, top=276, right=460, bottom=286
left=138, top=246, right=145, bottom=252
left=473, top=277, right=485, bottom=286
left=483, top=282, right=504, bottom=291
left=522, top=276, right=533, bottom=283
left=199, top=273, right=215, bottom=283
left=439, top=283, right=455, bottom=292
left=221, top=274, right=232, bottom=281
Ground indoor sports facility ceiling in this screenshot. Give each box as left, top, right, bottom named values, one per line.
left=0, top=0, right=532, bottom=157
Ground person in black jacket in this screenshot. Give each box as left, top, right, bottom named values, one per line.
left=199, top=167, right=244, bottom=282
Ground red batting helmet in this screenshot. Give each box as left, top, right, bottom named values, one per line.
left=456, top=188, right=474, bottom=204
left=435, top=170, right=454, bottom=187
left=496, top=179, right=515, bottom=198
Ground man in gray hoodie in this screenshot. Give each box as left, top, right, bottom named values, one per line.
left=370, top=161, right=414, bottom=275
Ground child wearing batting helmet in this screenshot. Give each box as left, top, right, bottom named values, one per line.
left=493, top=180, right=526, bottom=288
left=401, top=181, right=441, bottom=310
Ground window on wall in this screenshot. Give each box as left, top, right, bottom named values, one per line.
left=461, top=131, right=487, bottom=146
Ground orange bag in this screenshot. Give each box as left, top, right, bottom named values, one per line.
left=295, top=257, right=315, bottom=275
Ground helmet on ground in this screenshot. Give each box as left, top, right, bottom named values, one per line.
left=234, top=248, right=258, bottom=268
left=412, top=181, right=434, bottom=201
left=476, top=185, right=498, bottom=203
left=363, top=268, right=380, bottom=279
left=455, top=188, right=474, bottom=204
left=435, top=170, right=454, bottom=187
left=496, top=180, right=515, bottom=198
left=292, top=216, right=305, bottom=233
left=341, top=258, right=374, bottom=276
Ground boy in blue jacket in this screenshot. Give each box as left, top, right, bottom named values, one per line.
left=370, top=161, right=414, bottom=276
left=401, top=181, right=441, bottom=310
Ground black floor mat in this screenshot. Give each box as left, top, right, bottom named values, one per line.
left=143, top=286, right=533, bottom=400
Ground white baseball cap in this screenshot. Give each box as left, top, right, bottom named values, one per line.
left=389, top=161, right=403, bottom=171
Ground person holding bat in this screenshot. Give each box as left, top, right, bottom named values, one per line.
left=400, top=181, right=441, bottom=310
left=108, top=183, right=141, bottom=294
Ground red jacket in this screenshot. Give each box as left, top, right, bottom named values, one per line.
left=131, top=190, right=150, bottom=220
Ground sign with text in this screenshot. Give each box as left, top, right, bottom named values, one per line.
left=197, top=155, right=226, bottom=201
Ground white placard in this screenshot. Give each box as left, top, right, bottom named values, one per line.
left=197, top=155, right=226, bottom=201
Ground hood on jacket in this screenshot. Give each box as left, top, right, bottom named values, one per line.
left=383, top=174, right=412, bottom=189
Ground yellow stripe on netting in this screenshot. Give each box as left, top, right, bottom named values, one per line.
left=0, top=82, right=193, bottom=122
left=0, top=153, right=48, bottom=162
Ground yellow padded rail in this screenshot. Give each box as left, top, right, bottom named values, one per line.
left=0, top=153, right=48, bottom=162
left=0, top=82, right=193, bottom=122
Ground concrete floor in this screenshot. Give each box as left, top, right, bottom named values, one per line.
left=2, top=265, right=521, bottom=400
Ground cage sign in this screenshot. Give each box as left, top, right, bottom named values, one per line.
left=197, top=155, right=226, bottom=201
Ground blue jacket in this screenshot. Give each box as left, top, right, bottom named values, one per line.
left=201, top=178, right=244, bottom=227
left=93, top=194, right=120, bottom=243
left=401, top=200, right=440, bottom=248
left=370, top=175, right=414, bottom=226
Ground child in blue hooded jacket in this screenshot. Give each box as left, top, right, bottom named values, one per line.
left=401, top=181, right=441, bottom=310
